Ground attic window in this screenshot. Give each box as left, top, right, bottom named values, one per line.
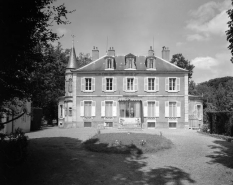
left=147, top=58, right=156, bottom=70
left=125, top=58, right=136, bottom=69
left=105, top=58, right=114, bottom=70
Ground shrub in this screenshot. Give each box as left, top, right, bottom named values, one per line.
left=207, top=111, right=233, bottom=136
left=0, top=128, right=28, bottom=168
left=201, top=124, right=209, bottom=133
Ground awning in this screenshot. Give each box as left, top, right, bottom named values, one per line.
left=118, top=98, right=142, bottom=102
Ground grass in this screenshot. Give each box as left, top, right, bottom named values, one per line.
left=83, top=132, right=173, bottom=154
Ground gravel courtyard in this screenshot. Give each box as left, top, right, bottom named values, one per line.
left=3, top=127, right=233, bottom=185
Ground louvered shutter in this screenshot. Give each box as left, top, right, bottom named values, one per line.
left=92, top=77, right=95, bottom=92
left=113, top=77, right=117, bottom=91
left=80, top=101, right=84, bottom=116
left=101, top=101, right=105, bottom=117
left=155, top=77, right=159, bottom=92
left=144, top=77, right=148, bottom=92
left=176, top=101, right=181, bottom=117
left=165, top=101, right=169, bottom=117
left=113, top=101, right=117, bottom=117
left=144, top=101, right=148, bottom=117
left=91, top=101, right=96, bottom=116
left=81, top=78, right=85, bottom=91
left=155, top=101, right=159, bottom=117
left=165, top=78, right=169, bottom=91
left=102, top=77, right=106, bottom=92
left=176, top=78, right=180, bottom=92
left=134, top=77, right=138, bottom=91
left=123, top=77, right=126, bottom=91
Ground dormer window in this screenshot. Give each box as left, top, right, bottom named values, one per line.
left=105, top=58, right=114, bottom=70
left=147, top=58, right=156, bottom=70
left=128, top=58, right=133, bottom=68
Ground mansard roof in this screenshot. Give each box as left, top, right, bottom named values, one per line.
left=73, top=54, right=188, bottom=73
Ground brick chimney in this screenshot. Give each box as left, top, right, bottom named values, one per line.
left=148, top=46, right=154, bottom=56
left=107, top=47, right=115, bottom=56
left=92, top=46, right=99, bottom=61
left=162, top=46, right=170, bottom=61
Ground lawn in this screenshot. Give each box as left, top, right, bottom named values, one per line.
left=83, top=132, right=173, bottom=154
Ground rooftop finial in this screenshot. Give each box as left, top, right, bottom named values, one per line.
left=71, top=34, right=75, bottom=47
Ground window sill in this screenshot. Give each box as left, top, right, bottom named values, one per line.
left=124, top=90, right=137, bottom=92
left=105, top=68, right=114, bottom=70
left=146, top=90, right=158, bottom=92
left=105, top=90, right=114, bottom=92
left=83, top=90, right=94, bottom=93
left=124, top=68, right=136, bottom=70
left=167, top=90, right=178, bottom=93
left=146, top=68, right=156, bottom=70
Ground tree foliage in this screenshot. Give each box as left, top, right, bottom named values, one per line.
left=227, top=1, right=233, bottom=63
left=170, top=53, right=195, bottom=82
left=0, top=0, right=73, bottom=107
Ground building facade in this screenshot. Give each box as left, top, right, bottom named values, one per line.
left=58, top=44, right=203, bottom=129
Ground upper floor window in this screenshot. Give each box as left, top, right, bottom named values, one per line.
left=123, top=77, right=138, bottom=92
left=144, top=77, right=159, bottom=92
left=105, top=58, right=114, bottom=70
left=102, top=77, right=116, bottom=92
left=165, top=77, right=180, bottom=92
left=81, top=77, right=95, bottom=92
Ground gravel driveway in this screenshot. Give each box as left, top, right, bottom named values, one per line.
left=6, top=127, right=233, bottom=185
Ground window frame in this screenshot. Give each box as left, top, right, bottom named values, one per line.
left=85, top=78, right=92, bottom=91
left=81, top=77, right=95, bottom=92
left=146, top=58, right=156, bottom=70
left=127, top=78, right=134, bottom=91
left=105, top=58, right=114, bottom=70
left=106, top=77, right=114, bottom=92
left=148, top=78, right=155, bottom=91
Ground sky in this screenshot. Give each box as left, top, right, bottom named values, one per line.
left=52, top=0, right=233, bottom=83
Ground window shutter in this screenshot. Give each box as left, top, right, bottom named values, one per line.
left=92, top=101, right=96, bottom=116
left=113, top=77, right=117, bottom=91
left=113, top=101, right=117, bottom=117
left=101, top=101, right=105, bottom=117
left=155, top=101, right=159, bottom=117
left=177, top=101, right=181, bottom=117
left=165, top=101, right=169, bottom=117
left=92, top=77, right=95, bottom=92
left=153, top=60, right=156, bottom=69
left=105, top=59, right=108, bottom=69
left=80, top=101, right=84, bottom=116
left=123, top=77, right=126, bottom=91
left=176, top=78, right=180, bottom=92
left=165, top=78, right=169, bottom=91
left=134, top=77, right=138, bottom=91
left=155, top=77, right=159, bottom=92
left=102, top=77, right=106, bottom=92
left=81, top=78, right=85, bottom=92
left=194, top=104, right=197, bottom=115
left=144, top=77, right=148, bottom=92
left=144, top=101, right=148, bottom=117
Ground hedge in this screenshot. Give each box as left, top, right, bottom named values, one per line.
left=206, top=111, right=233, bottom=136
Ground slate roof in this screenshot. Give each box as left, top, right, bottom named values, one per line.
left=67, top=44, right=78, bottom=69
left=73, top=54, right=188, bottom=72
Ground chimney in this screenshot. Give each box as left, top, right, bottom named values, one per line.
left=148, top=46, right=154, bottom=56
left=162, top=46, right=170, bottom=61
left=107, top=47, right=115, bottom=56
left=92, top=46, right=99, bottom=61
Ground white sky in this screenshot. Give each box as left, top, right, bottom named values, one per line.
left=52, top=0, right=233, bottom=83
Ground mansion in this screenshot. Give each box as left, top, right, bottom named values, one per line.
left=58, top=43, right=203, bottom=129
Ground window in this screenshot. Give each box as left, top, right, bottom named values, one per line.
left=84, top=122, right=92, bottom=127
left=148, top=102, right=155, bottom=117
left=104, top=122, right=113, bottom=127
left=60, top=105, right=63, bottom=117
left=84, top=101, right=92, bottom=117
left=144, top=101, right=159, bottom=117
left=85, top=78, right=92, bottom=91
left=169, top=78, right=176, bottom=91
left=81, top=77, right=95, bottom=92
left=149, top=59, right=155, bottom=68
left=165, top=77, right=180, bottom=92
left=169, top=122, right=176, bottom=128
left=129, top=59, right=133, bottom=68
left=105, top=101, right=113, bottom=117
left=119, top=101, right=141, bottom=118
left=148, top=122, right=155, bottom=128
left=127, top=78, right=134, bottom=91
left=106, top=58, right=114, bottom=69
left=148, top=78, right=155, bottom=91
left=101, top=101, right=117, bottom=117
left=69, top=107, right=72, bottom=116
left=80, top=101, right=96, bottom=117
left=125, top=57, right=136, bottom=69
left=106, top=78, right=113, bottom=91
left=144, top=77, right=159, bottom=92
left=169, top=102, right=177, bottom=117
left=68, top=79, right=72, bottom=93
left=196, top=104, right=202, bottom=120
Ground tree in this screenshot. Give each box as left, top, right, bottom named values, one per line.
left=170, top=54, right=195, bottom=82
left=227, top=1, right=233, bottom=63
left=77, top=53, right=92, bottom=68
left=0, top=0, right=73, bottom=107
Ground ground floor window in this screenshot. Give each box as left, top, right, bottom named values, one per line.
left=84, top=101, right=92, bottom=117
left=119, top=101, right=141, bottom=118
left=169, top=102, right=177, bottom=117
left=105, top=122, right=113, bottom=127
left=148, top=102, right=156, bottom=117
left=84, top=122, right=92, bottom=127
left=105, top=101, right=113, bottom=117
